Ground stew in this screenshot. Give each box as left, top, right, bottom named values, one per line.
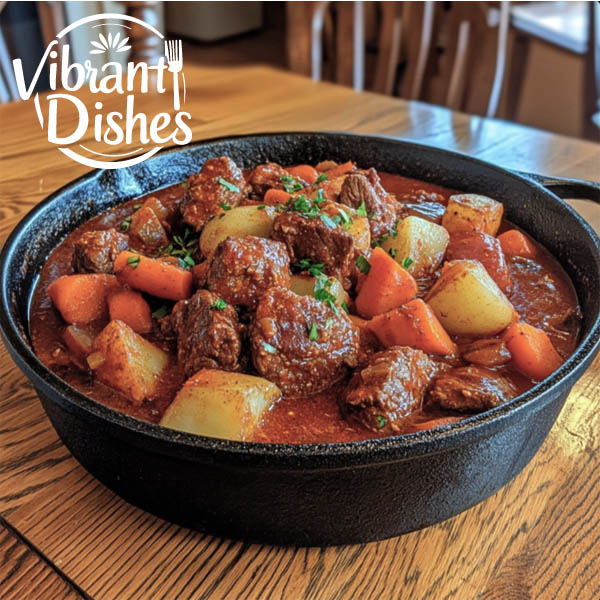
left=29, top=157, right=581, bottom=443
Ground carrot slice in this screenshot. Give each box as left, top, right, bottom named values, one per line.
left=325, top=160, right=355, bottom=179
left=286, top=165, right=319, bottom=185
left=368, top=299, right=457, bottom=355
left=355, top=247, right=418, bottom=318
left=114, top=251, right=193, bottom=301
left=108, top=289, right=153, bottom=333
left=497, top=230, right=537, bottom=258
left=503, top=321, right=563, bottom=380
left=48, top=274, right=120, bottom=324
left=264, top=188, right=292, bottom=205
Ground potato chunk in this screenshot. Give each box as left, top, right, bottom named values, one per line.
left=426, top=260, right=514, bottom=336
left=87, top=320, right=169, bottom=404
left=290, top=274, right=349, bottom=307
left=442, top=194, right=503, bottom=236
left=382, top=216, right=449, bottom=277
left=321, top=203, right=371, bottom=252
left=199, top=205, right=276, bottom=258
left=160, top=369, right=281, bottom=440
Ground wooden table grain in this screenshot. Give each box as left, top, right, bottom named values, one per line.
left=1, top=65, right=599, bottom=600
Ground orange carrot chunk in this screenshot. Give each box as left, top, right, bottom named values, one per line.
left=497, top=230, right=537, bottom=258
left=368, top=299, right=457, bottom=355
left=503, top=322, right=563, bottom=381
left=286, top=164, right=319, bottom=185
left=108, top=289, right=153, bottom=333
left=325, top=160, right=355, bottom=179
left=264, top=188, right=292, bottom=205
left=114, top=251, right=193, bottom=301
left=48, top=274, right=120, bottom=324
left=355, top=247, right=418, bottom=318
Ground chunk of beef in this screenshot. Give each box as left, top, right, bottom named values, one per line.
left=249, top=162, right=307, bottom=197
left=272, top=211, right=355, bottom=279
left=426, top=366, right=515, bottom=413
left=396, top=201, right=446, bottom=224
left=72, top=229, right=129, bottom=274
left=250, top=288, right=359, bottom=395
left=340, top=169, right=397, bottom=239
left=342, top=346, right=441, bottom=432
left=182, top=157, right=248, bottom=230
left=129, top=206, right=169, bottom=249
left=460, top=339, right=511, bottom=367
left=446, top=231, right=512, bottom=292
left=207, top=236, right=291, bottom=309
left=160, top=289, right=243, bottom=377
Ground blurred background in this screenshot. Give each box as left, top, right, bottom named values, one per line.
left=0, top=1, right=597, bottom=140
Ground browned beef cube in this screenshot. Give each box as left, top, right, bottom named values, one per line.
left=342, top=346, right=441, bottom=432
left=72, top=229, right=129, bottom=274
left=426, top=366, right=516, bottom=413
left=250, top=288, right=359, bottom=396
left=248, top=162, right=308, bottom=197
left=160, top=289, right=243, bottom=377
left=207, top=236, right=291, bottom=310
left=129, top=206, right=169, bottom=249
left=182, top=157, right=248, bottom=230
left=272, top=211, right=355, bottom=279
left=340, top=169, right=397, bottom=239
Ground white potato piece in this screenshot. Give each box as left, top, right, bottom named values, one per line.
left=290, top=274, right=349, bottom=306
left=160, top=369, right=281, bottom=441
left=425, top=259, right=514, bottom=336
left=87, top=320, right=169, bottom=405
left=199, top=205, right=277, bottom=258
left=321, top=203, right=371, bottom=252
left=382, top=216, right=449, bottom=277
left=442, top=193, right=503, bottom=236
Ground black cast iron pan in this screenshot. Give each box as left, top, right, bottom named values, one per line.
left=1, top=133, right=599, bottom=546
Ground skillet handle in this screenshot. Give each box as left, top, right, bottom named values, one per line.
left=514, top=170, right=600, bottom=203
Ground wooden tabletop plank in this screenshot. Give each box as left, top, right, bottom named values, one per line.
left=0, top=519, right=84, bottom=600
left=1, top=65, right=599, bottom=599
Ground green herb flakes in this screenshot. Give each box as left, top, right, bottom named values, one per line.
left=316, top=173, right=328, bottom=184
left=127, top=255, right=140, bottom=269
left=308, top=322, right=319, bottom=341
left=375, top=415, right=387, bottom=429
left=262, top=341, right=277, bottom=354
left=355, top=255, right=371, bottom=274
left=220, top=202, right=231, bottom=211
left=401, top=257, right=414, bottom=269
left=388, top=248, right=398, bottom=259
left=121, top=216, right=132, bottom=232
left=152, top=305, right=169, bottom=319
left=211, top=298, right=227, bottom=310
left=320, top=214, right=337, bottom=229
left=218, top=177, right=240, bottom=193
left=341, top=301, right=349, bottom=313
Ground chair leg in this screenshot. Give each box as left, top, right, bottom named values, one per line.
left=486, top=0, right=510, bottom=118
left=583, top=0, right=600, bottom=139
left=373, top=2, right=403, bottom=95
left=505, top=32, right=530, bottom=121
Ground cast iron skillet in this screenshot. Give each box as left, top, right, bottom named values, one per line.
left=1, top=133, right=599, bottom=546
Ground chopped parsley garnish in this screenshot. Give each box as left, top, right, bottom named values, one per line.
left=180, top=181, right=189, bottom=189
left=293, top=259, right=325, bottom=278
left=220, top=202, right=231, bottom=211
left=356, top=201, right=367, bottom=217
left=163, top=227, right=198, bottom=269
left=401, top=257, right=414, bottom=269
left=325, top=318, right=334, bottom=329
left=355, top=255, right=371, bottom=274
left=218, top=177, right=240, bottom=193
left=152, top=305, right=169, bottom=319
left=314, top=188, right=325, bottom=206
left=314, top=276, right=339, bottom=314
left=127, top=255, right=140, bottom=269
left=341, top=301, right=349, bottom=313
left=121, top=216, right=132, bottom=231
left=281, top=174, right=304, bottom=193
left=316, top=173, right=328, bottom=184
left=374, top=233, right=389, bottom=247
left=257, top=204, right=266, bottom=210
left=211, top=298, right=227, bottom=310
left=133, top=204, right=142, bottom=211
left=320, top=214, right=337, bottom=229
left=388, top=248, right=398, bottom=259
left=262, top=341, right=277, bottom=354
left=337, top=208, right=353, bottom=229
left=308, top=322, right=319, bottom=341
left=375, top=414, right=387, bottom=429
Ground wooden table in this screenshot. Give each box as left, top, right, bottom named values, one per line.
left=1, top=65, right=599, bottom=600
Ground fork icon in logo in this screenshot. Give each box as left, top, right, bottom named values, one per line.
left=165, top=40, right=183, bottom=110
